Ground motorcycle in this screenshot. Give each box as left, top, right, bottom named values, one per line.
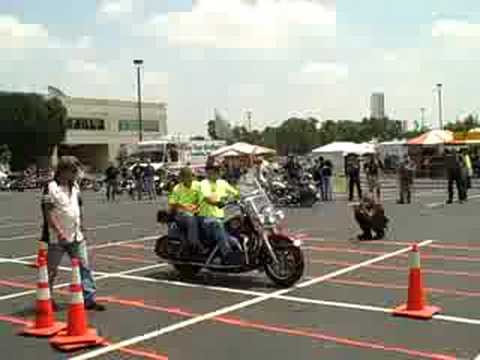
left=154, top=183, right=305, bottom=287
left=264, top=170, right=318, bottom=208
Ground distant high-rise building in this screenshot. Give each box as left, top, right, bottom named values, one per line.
left=370, top=93, right=385, bottom=119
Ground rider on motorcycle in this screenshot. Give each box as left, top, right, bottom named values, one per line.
left=168, top=167, right=203, bottom=256
left=198, top=163, right=240, bottom=264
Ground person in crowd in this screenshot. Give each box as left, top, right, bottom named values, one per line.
left=105, top=162, right=120, bottom=202
left=353, top=195, right=389, bottom=241
left=313, top=157, right=325, bottom=201
left=322, top=160, right=333, bottom=201
left=364, top=154, right=383, bottom=203
left=132, top=160, right=144, bottom=201
left=462, top=149, right=473, bottom=189
left=346, top=156, right=362, bottom=202
left=285, top=155, right=300, bottom=181
left=397, top=156, right=413, bottom=204
left=143, top=159, right=157, bottom=201
left=445, top=149, right=466, bottom=204
left=168, top=167, right=203, bottom=256
left=41, top=156, right=105, bottom=311
left=198, top=164, right=240, bottom=264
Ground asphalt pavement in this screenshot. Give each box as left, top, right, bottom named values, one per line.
left=0, top=186, right=479, bottom=360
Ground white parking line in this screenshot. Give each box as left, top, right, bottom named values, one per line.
left=0, top=216, right=13, bottom=222
left=0, top=234, right=38, bottom=242
left=9, top=234, right=159, bottom=261
left=71, top=240, right=433, bottom=360
left=0, top=263, right=167, bottom=302
left=0, top=222, right=38, bottom=229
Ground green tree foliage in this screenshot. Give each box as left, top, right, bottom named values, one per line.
left=0, top=144, right=11, bottom=166
left=445, top=114, right=479, bottom=132
left=207, top=120, right=218, bottom=140
left=0, top=92, right=67, bottom=169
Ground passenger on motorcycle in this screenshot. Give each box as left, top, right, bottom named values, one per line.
left=168, top=167, right=203, bottom=256
left=198, top=164, right=240, bottom=264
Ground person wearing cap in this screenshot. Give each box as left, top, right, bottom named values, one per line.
left=353, top=195, right=389, bottom=240
left=168, top=167, right=203, bottom=256
left=41, top=156, right=105, bottom=311
left=198, top=163, right=240, bottom=264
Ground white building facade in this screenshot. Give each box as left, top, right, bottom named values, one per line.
left=59, top=97, right=167, bottom=171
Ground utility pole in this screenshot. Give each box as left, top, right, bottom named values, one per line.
left=436, top=83, right=443, bottom=130
left=133, top=59, right=144, bottom=142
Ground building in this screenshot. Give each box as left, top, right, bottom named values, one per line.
left=58, top=96, right=167, bottom=171
left=370, top=93, right=385, bottom=119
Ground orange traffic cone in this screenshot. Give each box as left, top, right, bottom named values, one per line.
left=29, top=241, right=48, bottom=268
left=393, top=244, right=441, bottom=319
left=20, top=256, right=66, bottom=336
left=50, top=258, right=103, bottom=351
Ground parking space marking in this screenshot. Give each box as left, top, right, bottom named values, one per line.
left=70, top=240, right=433, bottom=360
left=0, top=263, right=167, bottom=302
left=0, top=222, right=38, bottom=229
left=9, top=234, right=159, bottom=262
left=0, top=222, right=133, bottom=243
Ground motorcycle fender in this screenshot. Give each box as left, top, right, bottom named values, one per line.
left=268, top=233, right=302, bottom=248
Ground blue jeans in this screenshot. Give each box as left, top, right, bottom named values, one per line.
left=322, top=176, right=332, bottom=201
left=174, top=214, right=200, bottom=248
left=47, top=241, right=96, bottom=306
left=200, top=217, right=231, bottom=257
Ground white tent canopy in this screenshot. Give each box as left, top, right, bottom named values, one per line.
left=210, top=142, right=276, bottom=158
left=312, top=142, right=375, bottom=156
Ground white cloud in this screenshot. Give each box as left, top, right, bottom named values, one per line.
left=165, top=0, right=336, bottom=49
left=432, top=19, right=480, bottom=37
left=289, top=61, right=348, bottom=85
left=227, top=83, right=265, bottom=98
left=0, top=15, right=49, bottom=49
left=97, top=0, right=133, bottom=20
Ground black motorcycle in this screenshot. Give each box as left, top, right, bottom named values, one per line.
left=155, top=187, right=305, bottom=287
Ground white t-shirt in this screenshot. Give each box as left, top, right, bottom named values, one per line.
left=43, top=181, right=84, bottom=243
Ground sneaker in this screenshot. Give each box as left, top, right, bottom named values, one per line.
left=85, top=302, right=106, bottom=311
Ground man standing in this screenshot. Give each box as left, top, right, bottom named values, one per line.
left=364, top=155, right=383, bottom=202
left=105, top=162, right=119, bottom=202
left=41, top=156, right=105, bottom=311
left=198, top=164, right=240, bottom=264
left=132, top=160, right=144, bottom=201
left=397, top=156, right=413, bottom=204
left=347, top=157, right=362, bottom=202
left=445, top=150, right=466, bottom=204
left=143, top=159, right=157, bottom=201
left=168, top=167, right=202, bottom=256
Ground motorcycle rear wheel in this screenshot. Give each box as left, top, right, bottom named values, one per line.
left=265, top=245, right=304, bottom=287
left=173, top=264, right=202, bottom=278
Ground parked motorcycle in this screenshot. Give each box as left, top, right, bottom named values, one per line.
left=154, top=183, right=305, bottom=287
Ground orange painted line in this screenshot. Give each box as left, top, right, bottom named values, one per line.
left=115, top=243, right=146, bottom=249
left=96, top=253, right=156, bottom=264
left=328, top=278, right=480, bottom=298
left=0, top=312, right=168, bottom=359
left=359, top=240, right=480, bottom=251
left=0, top=279, right=36, bottom=290
left=311, top=259, right=480, bottom=278
left=308, top=246, right=480, bottom=262
left=95, top=296, right=456, bottom=360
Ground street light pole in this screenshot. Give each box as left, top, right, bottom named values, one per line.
left=436, top=83, right=443, bottom=130
left=420, top=107, right=426, bottom=129
left=133, top=59, right=144, bottom=142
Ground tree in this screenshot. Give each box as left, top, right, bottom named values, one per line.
left=0, top=92, right=67, bottom=170
left=445, top=114, right=479, bottom=132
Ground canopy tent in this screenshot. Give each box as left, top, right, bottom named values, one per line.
left=210, top=142, right=276, bottom=158
left=312, top=142, right=375, bottom=156
left=407, top=130, right=453, bottom=145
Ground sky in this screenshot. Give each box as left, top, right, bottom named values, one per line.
left=1, top=0, right=480, bottom=134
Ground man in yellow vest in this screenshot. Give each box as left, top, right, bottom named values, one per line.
left=198, top=163, right=240, bottom=264
left=168, top=167, right=202, bottom=256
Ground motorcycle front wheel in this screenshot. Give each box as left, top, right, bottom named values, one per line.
left=265, top=245, right=304, bottom=287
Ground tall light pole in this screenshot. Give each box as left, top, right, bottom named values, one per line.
left=133, top=59, right=144, bottom=142
left=245, top=109, right=252, bottom=132
left=436, top=83, right=443, bottom=130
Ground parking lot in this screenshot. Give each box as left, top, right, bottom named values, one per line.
left=0, top=188, right=479, bottom=359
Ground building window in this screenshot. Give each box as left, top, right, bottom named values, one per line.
left=67, top=117, right=105, bottom=130
left=118, top=120, right=159, bottom=132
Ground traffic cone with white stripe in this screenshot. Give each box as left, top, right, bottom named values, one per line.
left=29, top=241, right=48, bottom=268
left=50, top=258, right=103, bottom=351
left=393, top=244, right=441, bottom=319
left=20, top=256, right=66, bottom=336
